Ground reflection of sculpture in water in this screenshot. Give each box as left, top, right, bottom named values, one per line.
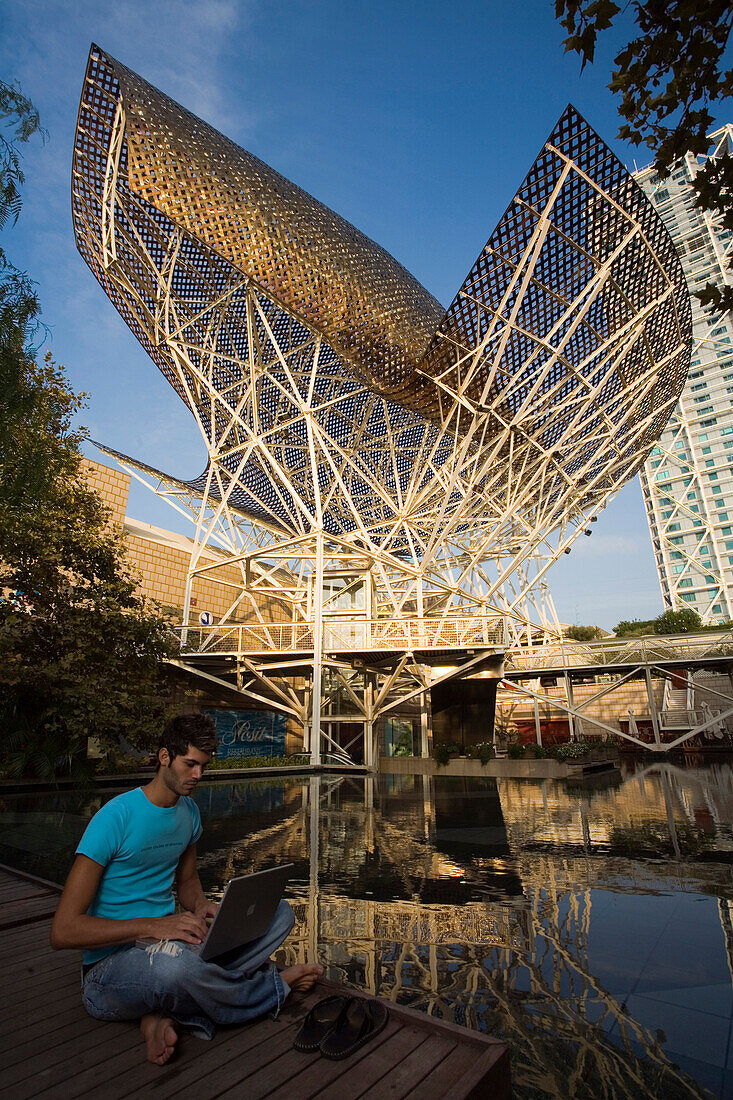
left=194, top=774, right=712, bottom=1098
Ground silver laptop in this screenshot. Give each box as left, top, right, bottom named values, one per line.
left=137, top=863, right=293, bottom=962
left=196, top=863, right=293, bottom=961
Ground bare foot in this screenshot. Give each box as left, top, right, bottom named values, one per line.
left=280, top=962, right=324, bottom=993
left=140, top=1013, right=178, bottom=1065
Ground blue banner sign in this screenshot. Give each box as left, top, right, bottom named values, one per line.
left=204, top=708, right=286, bottom=759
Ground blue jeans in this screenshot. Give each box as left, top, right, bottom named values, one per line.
left=81, top=900, right=295, bottom=1039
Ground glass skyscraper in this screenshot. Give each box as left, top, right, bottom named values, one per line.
left=636, top=126, right=733, bottom=623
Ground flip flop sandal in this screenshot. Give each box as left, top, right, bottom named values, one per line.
left=293, top=994, right=353, bottom=1052
left=319, top=997, right=388, bottom=1060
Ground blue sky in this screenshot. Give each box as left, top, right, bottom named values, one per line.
left=2, top=0, right=729, bottom=629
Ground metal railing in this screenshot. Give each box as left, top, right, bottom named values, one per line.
left=504, top=630, right=733, bottom=674
left=176, top=615, right=507, bottom=656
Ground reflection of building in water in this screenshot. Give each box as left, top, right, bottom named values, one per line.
left=194, top=773, right=720, bottom=1097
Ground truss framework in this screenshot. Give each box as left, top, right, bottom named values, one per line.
left=73, top=46, right=691, bottom=765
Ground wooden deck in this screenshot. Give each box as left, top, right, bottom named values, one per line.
left=0, top=867, right=510, bottom=1098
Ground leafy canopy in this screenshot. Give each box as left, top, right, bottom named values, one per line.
left=0, top=78, right=174, bottom=779
left=0, top=79, right=45, bottom=334
left=556, top=0, right=733, bottom=311
left=611, top=607, right=723, bottom=636
left=564, top=624, right=603, bottom=641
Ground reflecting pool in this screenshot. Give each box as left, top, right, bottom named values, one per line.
left=2, top=761, right=733, bottom=1098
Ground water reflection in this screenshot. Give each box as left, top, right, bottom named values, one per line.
left=2, top=764, right=733, bottom=1097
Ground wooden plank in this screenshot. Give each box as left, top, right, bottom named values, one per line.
left=92, top=992, right=320, bottom=1100
left=192, top=1022, right=320, bottom=1100
left=0, top=1019, right=137, bottom=1092
left=21, top=1026, right=144, bottom=1100
left=402, top=1039, right=510, bottom=1100
left=0, top=915, right=54, bottom=943
left=0, top=967, right=80, bottom=1017
left=314, top=1025, right=431, bottom=1100
left=0, top=985, right=86, bottom=1042
left=3, top=952, right=78, bottom=992
left=0, top=1014, right=112, bottom=1073
left=358, top=1032, right=457, bottom=1099
left=0, top=999, right=102, bottom=1057
left=214, top=1017, right=403, bottom=1100
left=264, top=1016, right=408, bottom=1100
left=0, top=883, right=55, bottom=903
left=0, top=864, right=63, bottom=893
left=0, top=896, right=60, bottom=929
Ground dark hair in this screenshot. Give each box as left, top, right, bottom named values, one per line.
left=157, top=713, right=217, bottom=769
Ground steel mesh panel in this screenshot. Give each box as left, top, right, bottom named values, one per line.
left=72, top=46, right=691, bottom=562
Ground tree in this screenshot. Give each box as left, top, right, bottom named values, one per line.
left=0, top=82, right=174, bottom=778
left=612, top=618, right=657, bottom=637
left=653, top=607, right=703, bottom=635
left=555, top=0, right=733, bottom=311
left=564, top=624, right=603, bottom=641
left=0, top=78, right=45, bottom=333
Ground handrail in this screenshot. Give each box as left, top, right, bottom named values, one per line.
left=176, top=615, right=508, bottom=655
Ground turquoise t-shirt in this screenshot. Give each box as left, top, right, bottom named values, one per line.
left=76, top=786, right=202, bottom=965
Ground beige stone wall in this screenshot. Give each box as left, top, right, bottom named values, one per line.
left=80, top=457, right=288, bottom=623
left=81, top=457, right=130, bottom=525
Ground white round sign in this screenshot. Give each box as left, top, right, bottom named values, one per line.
left=199, top=611, right=214, bottom=626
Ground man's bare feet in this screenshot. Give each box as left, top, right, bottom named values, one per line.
left=140, top=1013, right=178, bottom=1065
left=280, top=962, right=324, bottom=993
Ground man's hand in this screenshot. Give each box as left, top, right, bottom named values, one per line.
left=146, top=911, right=209, bottom=944
left=193, top=899, right=218, bottom=924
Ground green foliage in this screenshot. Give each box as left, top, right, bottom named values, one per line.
left=0, top=713, right=93, bottom=784
left=554, top=740, right=592, bottom=761
left=391, top=723, right=414, bottom=757
left=507, top=742, right=526, bottom=759
left=205, top=754, right=309, bottom=771
left=433, top=741, right=460, bottom=767
left=477, top=741, right=493, bottom=765
left=613, top=608, right=710, bottom=637
left=465, top=741, right=493, bottom=764
left=555, top=0, right=733, bottom=311
left=0, top=79, right=45, bottom=334
left=529, top=743, right=548, bottom=759
left=653, top=607, right=703, bottom=635
left=613, top=618, right=657, bottom=637
left=564, top=624, right=603, bottom=641
left=0, top=85, right=174, bottom=780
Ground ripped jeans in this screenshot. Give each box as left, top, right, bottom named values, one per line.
left=81, top=899, right=295, bottom=1039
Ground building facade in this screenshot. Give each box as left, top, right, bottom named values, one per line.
left=637, top=127, right=733, bottom=622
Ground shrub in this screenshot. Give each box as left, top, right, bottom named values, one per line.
left=529, top=744, right=548, bottom=759
left=507, top=742, right=525, bottom=759
left=206, top=754, right=308, bottom=771
left=433, top=743, right=453, bottom=767
left=554, top=741, right=591, bottom=761
left=477, top=741, right=493, bottom=765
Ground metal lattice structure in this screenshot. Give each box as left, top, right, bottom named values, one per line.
left=72, top=44, right=692, bottom=764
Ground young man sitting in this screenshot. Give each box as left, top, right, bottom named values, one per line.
left=51, top=712, right=322, bottom=1065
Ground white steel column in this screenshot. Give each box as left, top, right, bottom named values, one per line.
left=645, top=667, right=663, bottom=750
left=311, top=532, right=324, bottom=766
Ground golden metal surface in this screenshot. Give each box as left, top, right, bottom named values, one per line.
left=71, top=45, right=692, bottom=617
left=103, top=50, right=445, bottom=411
